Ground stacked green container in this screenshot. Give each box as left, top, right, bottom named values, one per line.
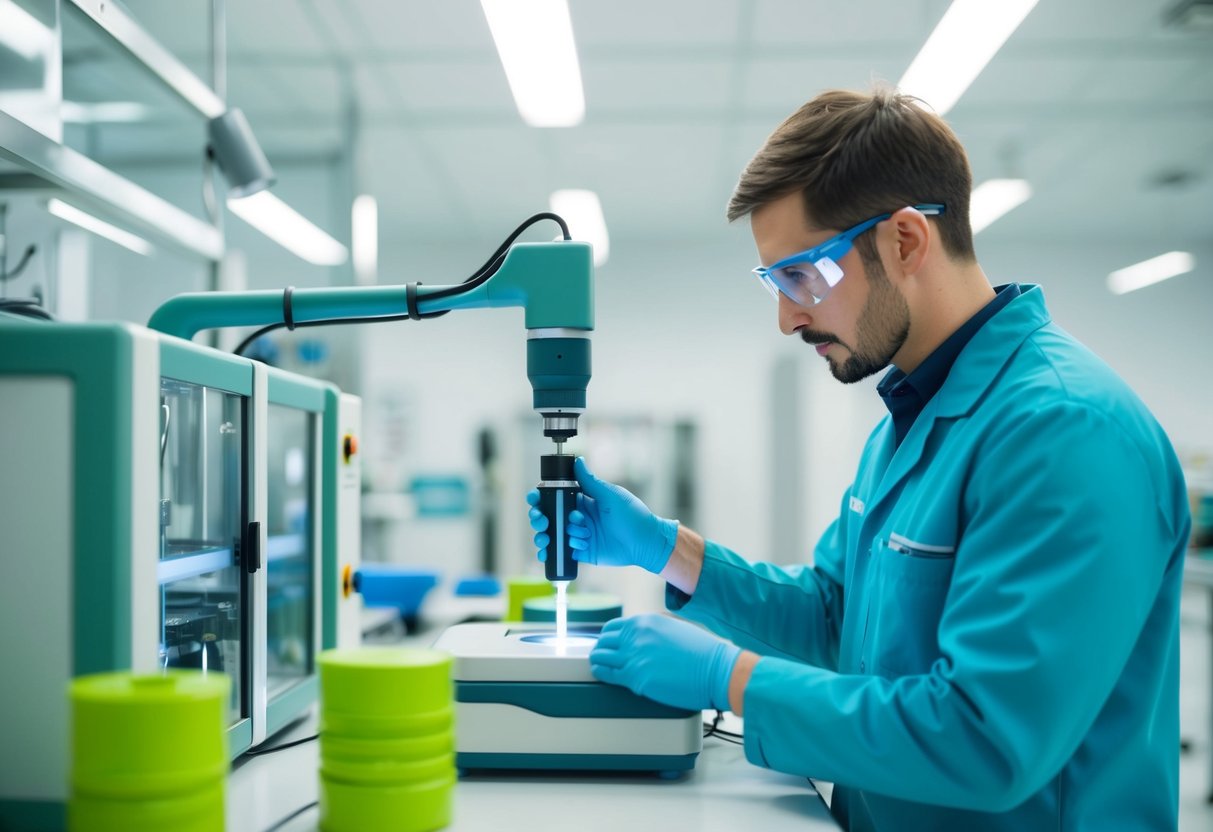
left=318, top=648, right=455, bottom=832
left=505, top=576, right=554, bottom=621
left=522, top=592, right=623, bottom=625
left=68, top=671, right=229, bottom=832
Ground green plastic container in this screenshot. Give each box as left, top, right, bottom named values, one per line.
left=319, top=647, right=452, bottom=716
left=320, top=774, right=455, bottom=832
left=320, top=705, right=453, bottom=739
left=321, top=731, right=452, bottom=762
left=318, top=647, right=455, bottom=830
left=68, top=671, right=228, bottom=832
left=523, top=592, right=622, bottom=624
left=320, top=752, right=455, bottom=786
left=506, top=576, right=554, bottom=621
left=69, top=781, right=224, bottom=832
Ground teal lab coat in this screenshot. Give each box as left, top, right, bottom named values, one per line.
left=670, top=286, right=1190, bottom=831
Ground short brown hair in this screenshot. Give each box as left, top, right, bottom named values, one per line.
left=727, top=87, right=975, bottom=263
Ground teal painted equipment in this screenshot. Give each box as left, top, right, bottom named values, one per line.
left=148, top=239, right=595, bottom=445
left=0, top=315, right=363, bottom=830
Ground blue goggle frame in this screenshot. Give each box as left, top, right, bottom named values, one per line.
left=753, top=203, right=946, bottom=306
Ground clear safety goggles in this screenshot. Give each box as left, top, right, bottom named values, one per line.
left=752, top=204, right=946, bottom=306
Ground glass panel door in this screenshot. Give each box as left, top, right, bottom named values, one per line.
left=158, top=378, right=245, bottom=725
left=265, top=404, right=315, bottom=698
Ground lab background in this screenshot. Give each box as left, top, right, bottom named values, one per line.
left=1, top=0, right=1211, bottom=828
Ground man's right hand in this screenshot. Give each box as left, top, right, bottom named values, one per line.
left=526, top=457, right=679, bottom=575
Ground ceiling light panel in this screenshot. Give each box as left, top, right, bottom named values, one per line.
left=970, top=179, right=1032, bottom=235
left=481, top=0, right=585, bottom=127
left=1107, top=251, right=1195, bottom=295
left=898, top=0, right=1041, bottom=115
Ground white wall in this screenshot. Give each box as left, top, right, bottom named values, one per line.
left=361, top=232, right=1212, bottom=578
left=21, top=164, right=1206, bottom=581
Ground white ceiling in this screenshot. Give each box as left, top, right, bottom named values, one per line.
left=66, top=0, right=1213, bottom=249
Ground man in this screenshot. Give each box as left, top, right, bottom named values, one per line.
left=527, top=88, right=1190, bottom=831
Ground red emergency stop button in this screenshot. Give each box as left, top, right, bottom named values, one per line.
left=343, top=434, right=358, bottom=463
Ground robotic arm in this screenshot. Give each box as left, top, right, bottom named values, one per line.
left=148, top=220, right=592, bottom=584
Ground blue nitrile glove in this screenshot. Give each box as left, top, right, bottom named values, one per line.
left=526, top=457, right=679, bottom=574
left=589, top=613, right=742, bottom=712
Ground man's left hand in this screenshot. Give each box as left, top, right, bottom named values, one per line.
left=589, top=613, right=741, bottom=712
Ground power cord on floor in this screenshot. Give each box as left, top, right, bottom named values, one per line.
left=244, top=734, right=318, bottom=756
left=262, top=800, right=318, bottom=832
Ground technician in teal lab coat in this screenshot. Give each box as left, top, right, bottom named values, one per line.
left=529, top=87, right=1191, bottom=831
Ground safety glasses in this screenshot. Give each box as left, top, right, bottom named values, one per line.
left=752, top=204, right=946, bottom=306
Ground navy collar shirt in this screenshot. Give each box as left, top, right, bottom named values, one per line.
left=877, top=283, right=1022, bottom=447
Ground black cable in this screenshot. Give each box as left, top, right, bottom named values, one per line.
left=232, top=212, right=571, bottom=357
left=0, top=298, right=53, bottom=321
left=703, top=709, right=745, bottom=745
left=262, top=800, right=318, bottom=832
left=0, top=244, right=36, bottom=283
left=243, top=734, right=318, bottom=756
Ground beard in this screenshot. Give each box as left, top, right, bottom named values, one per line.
left=800, top=258, right=910, bottom=384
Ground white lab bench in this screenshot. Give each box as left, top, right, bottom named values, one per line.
left=227, top=596, right=840, bottom=831
left=226, top=708, right=839, bottom=832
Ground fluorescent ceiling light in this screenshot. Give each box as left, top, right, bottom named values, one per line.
left=1107, top=251, right=1195, bottom=295
left=228, top=191, right=347, bottom=266
left=0, top=1, right=52, bottom=61
left=47, top=198, right=152, bottom=256
left=898, top=0, right=1040, bottom=115
left=550, top=189, right=608, bottom=267
left=969, top=178, right=1032, bottom=234
left=352, top=194, right=378, bottom=284
left=481, top=0, right=585, bottom=127
left=62, top=101, right=151, bottom=123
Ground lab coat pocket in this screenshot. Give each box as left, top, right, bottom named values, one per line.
left=868, top=537, right=956, bottom=678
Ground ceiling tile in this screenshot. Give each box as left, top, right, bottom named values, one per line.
left=957, top=55, right=1093, bottom=109
left=376, top=61, right=516, bottom=114
left=572, top=0, right=743, bottom=48
left=741, top=58, right=908, bottom=111
left=343, top=0, right=495, bottom=53
left=751, top=0, right=926, bottom=44
left=1014, top=0, right=1179, bottom=43
left=582, top=59, right=733, bottom=113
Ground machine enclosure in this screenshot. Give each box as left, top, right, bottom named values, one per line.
left=0, top=318, right=363, bottom=830
left=432, top=623, right=702, bottom=773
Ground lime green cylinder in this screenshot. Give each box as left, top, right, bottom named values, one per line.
left=318, top=648, right=455, bottom=832
left=68, top=671, right=228, bottom=832
left=319, top=647, right=452, bottom=716
left=523, top=592, right=622, bottom=625
left=320, top=774, right=455, bottom=832
left=506, top=576, right=554, bottom=621
left=321, top=706, right=453, bottom=739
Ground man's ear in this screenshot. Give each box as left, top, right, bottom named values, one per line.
left=884, top=206, right=931, bottom=279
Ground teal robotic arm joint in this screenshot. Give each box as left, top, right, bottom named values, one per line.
left=147, top=237, right=594, bottom=446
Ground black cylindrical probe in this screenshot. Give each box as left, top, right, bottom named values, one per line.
left=538, top=454, right=579, bottom=582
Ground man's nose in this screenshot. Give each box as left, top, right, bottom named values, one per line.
left=778, top=292, right=810, bottom=336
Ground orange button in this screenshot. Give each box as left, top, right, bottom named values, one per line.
left=341, top=563, right=353, bottom=599
left=343, top=434, right=358, bottom=463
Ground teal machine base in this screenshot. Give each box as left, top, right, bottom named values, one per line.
left=432, top=624, right=702, bottom=775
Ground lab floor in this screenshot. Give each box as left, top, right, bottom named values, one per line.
left=1180, top=582, right=1211, bottom=831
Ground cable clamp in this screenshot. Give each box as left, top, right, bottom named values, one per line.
left=282, top=286, right=296, bottom=330
left=406, top=282, right=423, bottom=320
